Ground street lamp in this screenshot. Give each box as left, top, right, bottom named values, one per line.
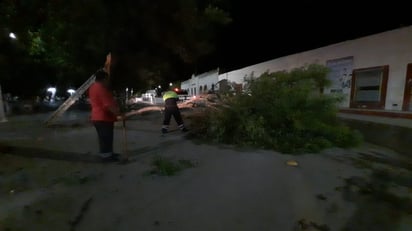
left=125, top=88, right=129, bottom=104
left=47, top=87, right=57, bottom=103
left=9, top=32, right=17, bottom=40
left=169, top=82, right=173, bottom=87
left=0, top=32, right=18, bottom=122
left=67, top=89, right=75, bottom=96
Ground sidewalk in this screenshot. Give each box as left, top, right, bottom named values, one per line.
left=338, top=112, right=412, bottom=156
left=338, top=113, right=412, bottom=128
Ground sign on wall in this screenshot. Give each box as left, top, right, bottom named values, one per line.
left=325, top=57, right=354, bottom=107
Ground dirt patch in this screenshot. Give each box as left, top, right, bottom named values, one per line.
left=341, top=170, right=412, bottom=230
left=0, top=145, right=101, bottom=163
left=0, top=154, right=103, bottom=230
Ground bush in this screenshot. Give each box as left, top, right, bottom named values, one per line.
left=189, top=64, right=362, bottom=153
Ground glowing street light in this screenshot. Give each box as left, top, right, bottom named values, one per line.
left=169, top=82, right=173, bottom=87
left=9, top=32, right=17, bottom=40
left=67, top=89, right=75, bottom=95
left=47, top=87, right=56, bottom=94
left=47, top=87, right=57, bottom=103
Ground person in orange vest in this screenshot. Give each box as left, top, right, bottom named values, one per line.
left=89, top=69, right=124, bottom=162
left=162, top=89, right=188, bottom=134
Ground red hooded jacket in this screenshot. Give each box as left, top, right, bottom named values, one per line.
left=88, top=82, right=118, bottom=122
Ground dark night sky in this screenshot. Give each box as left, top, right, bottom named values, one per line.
left=200, top=1, right=412, bottom=74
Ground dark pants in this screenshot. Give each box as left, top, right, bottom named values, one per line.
left=163, top=106, right=184, bottom=126
left=93, top=121, right=114, bottom=154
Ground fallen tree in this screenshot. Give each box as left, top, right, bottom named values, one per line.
left=124, top=94, right=224, bottom=117
left=185, top=64, right=363, bottom=153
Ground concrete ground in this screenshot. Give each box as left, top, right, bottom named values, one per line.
left=0, top=111, right=411, bottom=231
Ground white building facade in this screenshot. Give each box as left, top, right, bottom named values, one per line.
left=217, top=26, right=412, bottom=112
left=182, top=26, right=412, bottom=113
left=181, top=69, right=219, bottom=96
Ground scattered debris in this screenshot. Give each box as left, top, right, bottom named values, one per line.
left=326, top=203, right=339, bottom=214
left=341, top=172, right=412, bottom=229
left=310, top=222, right=331, bottom=231
left=69, top=197, right=93, bottom=231
left=286, top=160, right=299, bottom=167
left=316, top=194, right=327, bottom=201
left=296, top=219, right=310, bottom=230
left=295, top=219, right=330, bottom=231
left=153, top=220, right=160, bottom=226
left=147, top=157, right=197, bottom=176
left=178, top=159, right=198, bottom=168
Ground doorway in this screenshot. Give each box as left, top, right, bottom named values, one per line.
left=402, top=63, right=412, bottom=111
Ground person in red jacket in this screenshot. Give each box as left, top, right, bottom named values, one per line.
left=89, top=69, right=123, bottom=162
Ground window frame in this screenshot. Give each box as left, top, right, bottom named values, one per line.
left=350, top=65, right=389, bottom=109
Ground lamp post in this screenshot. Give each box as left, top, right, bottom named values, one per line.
left=0, top=31, right=20, bottom=121
left=125, top=88, right=128, bottom=105
left=67, top=89, right=75, bottom=96
left=0, top=32, right=18, bottom=122
left=47, top=87, right=57, bottom=103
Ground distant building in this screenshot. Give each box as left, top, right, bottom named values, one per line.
left=182, top=26, right=412, bottom=117
left=181, top=69, right=219, bottom=96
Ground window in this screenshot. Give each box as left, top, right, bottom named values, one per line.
left=350, top=65, right=389, bottom=109
left=204, top=85, right=207, bottom=92
left=199, top=86, right=203, bottom=93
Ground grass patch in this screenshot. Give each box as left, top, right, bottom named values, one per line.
left=0, top=194, right=79, bottom=231
left=51, top=173, right=98, bottom=186
left=147, top=157, right=196, bottom=176
left=341, top=167, right=412, bottom=230
left=0, top=154, right=101, bottom=194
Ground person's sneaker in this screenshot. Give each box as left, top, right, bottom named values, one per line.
left=161, top=128, right=168, bottom=134
left=181, top=127, right=189, bottom=132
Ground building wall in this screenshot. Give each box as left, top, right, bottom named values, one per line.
left=181, top=69, right=219, bottom=96
left=218, top=26, right=412, bottom=110
left=180, top=79, right=191, bottom=94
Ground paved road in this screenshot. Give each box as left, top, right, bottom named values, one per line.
left=1, top=111, right=411, bottom=231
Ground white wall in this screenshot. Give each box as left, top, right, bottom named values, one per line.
left=181, top=79, right=191, bottom=93
left=182, top=69, right=219, bottom=96
left=218, top=26, right=412, bottom=110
